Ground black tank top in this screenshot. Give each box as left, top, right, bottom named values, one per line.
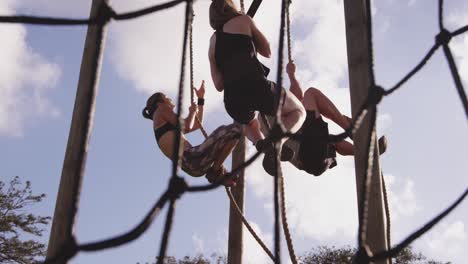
left=215, top=30, right=268, bottom=84
left=154, top=122, right=176, bottom=142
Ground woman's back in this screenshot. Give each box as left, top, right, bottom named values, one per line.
left=214, top=15, right=266, bottom=84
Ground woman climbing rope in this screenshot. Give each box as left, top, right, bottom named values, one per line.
left=142, top=81, right=241, bottom=186
left=285, top=61, right=388, bottom=176
left=208, top=0, right=306, bottom=176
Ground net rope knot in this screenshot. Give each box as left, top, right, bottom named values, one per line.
left=352, top=245, right=373, bottom=264
left=436, top=29, right=452, bottom=46
left=167, top=176, right=188, bottom=200
left=368, top=85, right=385, bottom=107
left=95, top=2, right=117, bottom=25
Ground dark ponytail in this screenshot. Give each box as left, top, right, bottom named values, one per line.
left=142, top=107, right=153, bottom=120
left=142, top=92, right=165, bottom=120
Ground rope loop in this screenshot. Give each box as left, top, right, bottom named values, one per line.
left=95, top=2, right=117, bottom=25
left=167, top=176, right=188, bottom=200
left=435, top=29, right=452, bottom=46
left=367, top=85, right=386, bottom=107
left=352, top=245, right=373, bottom=264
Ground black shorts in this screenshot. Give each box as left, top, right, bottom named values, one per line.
left=224, top=77, right=276, bottom=124
left=298, top=111, right=337, bottom=176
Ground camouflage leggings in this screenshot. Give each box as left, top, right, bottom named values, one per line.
left=181, top=123, right=242, bottom=177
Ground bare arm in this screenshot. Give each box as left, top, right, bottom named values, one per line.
left=248, top=15, right=271, bottom=58
left=160, top=105, right=198, bottom=134
left=209, top=34, right=224, bottom=92
left=286, top=61, right=304, bottom=101
left=184, top=103, right=198, bottom=133
left=189, top=81, right=205, bottom=131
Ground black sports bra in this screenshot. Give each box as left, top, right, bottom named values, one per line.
left=154, top=122, right=176, bottom=142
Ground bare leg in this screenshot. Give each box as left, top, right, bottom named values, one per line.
left=244, top=118, right=265, bottom=144
left=303, top=88, right=350, bottom=130
left=335, top=140, right=354, bottom=156
left=278, top=88, right=306, bottom=133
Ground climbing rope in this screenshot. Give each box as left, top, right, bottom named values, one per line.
left=279, top=173, right=298, bottom=264
left=188, top=5, right=209, bottom=138
left=286, top=0, right=292, bottom=62
left=1, top=0, right=466, bottom=263
left=259, top=0, right=299, bottom=261
left=226, top=187, right=275, bottom=261
left=381, top=172, right=392, bottom=252
left=240, top=0, right=245, bottom=14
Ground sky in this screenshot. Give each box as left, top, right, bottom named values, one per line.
left=0, top=0, right=467, bottom=263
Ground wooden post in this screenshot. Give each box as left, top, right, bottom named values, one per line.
left=343, top=1, right=390, bottom=263
left=46, top=0, right=109, bottom=261
left=228, top=136, right=246, bottom=264
left=227, top=0, right=265, bottom=261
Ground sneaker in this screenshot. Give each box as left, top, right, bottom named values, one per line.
left=206, top=166, right=236, bottom=187
left=256, top=139, right=294, bottom=161
left=255, top=139, right=280, bottom=176
left=378, top=136, right=388, bottom=155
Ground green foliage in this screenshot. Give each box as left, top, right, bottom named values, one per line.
left=299, top=245, right=354, bottom=264
left=0, top=176, right=51, bottom=264
left=299, top=245, right=449, bottom=264
left=138, top=253, right=226, bottom=264
left=144, top=245, right=449, bottom=264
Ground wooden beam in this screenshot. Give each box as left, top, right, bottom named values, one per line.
left=343, top=1, right=390, bottom=263
left=227, top=1, right=262, bottom=263
left=227, top=136, right=246, bottom=264
left=46, top=0, right=109, bottom=262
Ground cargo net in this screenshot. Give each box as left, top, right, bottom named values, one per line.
left=1, top=0, right=466, bottom=263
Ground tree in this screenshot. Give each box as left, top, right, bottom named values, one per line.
left=145, top=245, right=449, bottom=264
left=299, top=245, right=450, bottom=264
left=0, top=176, right=51, bottom=264
left=139, top=253, right=226, bottom=264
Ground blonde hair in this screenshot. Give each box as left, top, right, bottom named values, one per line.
left=209, top=0, right=242, bottom=30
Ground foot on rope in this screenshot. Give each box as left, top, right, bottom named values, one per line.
left=344, top=116, right=388, bottom=155
left=256, top=139, right=293, bottom=176
left=206, top=166, right=237, bottom=187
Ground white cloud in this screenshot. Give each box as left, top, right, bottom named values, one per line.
left=191, top=233, right=205, bottom=254
left=291, top=1, right=348, bottom=90
left=420, top=221, right=467, bottom=263
left=0, top=0, right=60, bottom=136
left=377, top=113, right=392, bottom=135
left=246, top=144, right=359, bottom=241
left=385, top=174, right=421, bottom=221
left=107, top=0, right=230, bottom=114
left=243, top=222, right=273, bottom=264
left=105, top=0, right=284, bottom=117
